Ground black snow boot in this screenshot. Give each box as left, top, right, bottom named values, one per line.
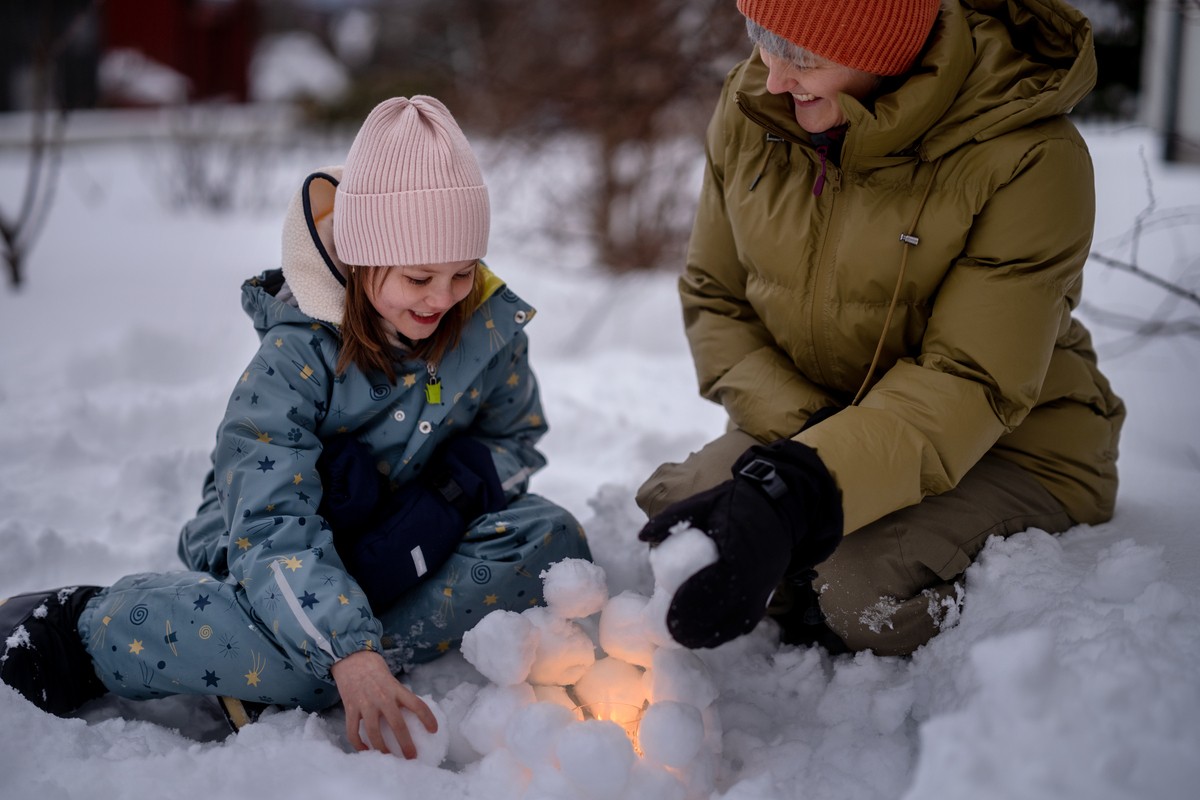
left=0, top=586, right=108, bottom=715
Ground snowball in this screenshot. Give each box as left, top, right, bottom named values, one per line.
left=531, top=683, right=576, bottom=709
left=461, top=683, right=537, bottom=756
left=475, top=748, right=531, bottom=800
left=649, top=648, right=717, bottom=709
left=524, top=606, right=597, bottom=685
left=439, top=681, right=482, bottom=766
left=541, top=558, right=609, bottom=619
left=637, top=700, right=705, bottom=768
left=649, top=524, right=718, bottom=595
left=623, top=761, right=688, bottom=800
left=677, top=748, right=718, bottom=798
left=642, top=587, right=677, bottom=649
left=525, top=762, right=579, bottom=800
left=572, top=656, right=648, bottom=710
left=598, top=591, right=656, bottom=668
left=356, top=694, right=448, bottom=766
left=702, top=703, right=724, bottom=756
left=504, top=701, right=577, bottom=770
left=555, top=720, right=636, bottom=800
left=461, top=609, right=539, bottom=686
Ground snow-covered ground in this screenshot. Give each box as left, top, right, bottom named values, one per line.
left=0, top=117, right=1198, bottom=800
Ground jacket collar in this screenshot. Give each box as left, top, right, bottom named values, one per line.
left=733, top=0, right=1094, bottom=162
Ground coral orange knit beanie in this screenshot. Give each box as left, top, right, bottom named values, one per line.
left=334, top=96, right=489, bottom=267
left=736, top=0, right=942, bottom=76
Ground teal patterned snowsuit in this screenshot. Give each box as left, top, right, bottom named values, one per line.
left=76, top=176, right=588, bottom=711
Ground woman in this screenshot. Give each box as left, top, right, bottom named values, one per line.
left=637, top=0, right=1124, bottom=656
left=0, top=96, right=590, bottom=758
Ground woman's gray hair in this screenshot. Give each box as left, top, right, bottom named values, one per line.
left=745, top=17, right=825, bottom=69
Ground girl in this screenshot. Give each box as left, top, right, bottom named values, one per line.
left=0, top=96, right=590, bottom=759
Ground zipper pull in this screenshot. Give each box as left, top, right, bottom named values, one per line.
left=424, top=361, right=442, bottom=405
left=813, top=144, right=829, bottom=197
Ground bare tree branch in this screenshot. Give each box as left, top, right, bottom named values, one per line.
left=1088, top=252, right=1200, bottom=308
left=1088, top=145, right=1200, bottom=310
left=1, top=2, right=92, bottom=290
left=1084, top=141, right=1200, bottom=356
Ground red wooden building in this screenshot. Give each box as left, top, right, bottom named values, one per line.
left=103, top=0, right=258, bottom=104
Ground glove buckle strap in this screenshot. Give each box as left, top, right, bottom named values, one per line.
left=739, top=458, right=787, bottom=499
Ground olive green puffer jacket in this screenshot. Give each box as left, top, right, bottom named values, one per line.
left=683, top=0, right=1124, bottom=533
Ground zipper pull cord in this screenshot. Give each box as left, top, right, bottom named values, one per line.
left=749, top=133, right=785, bottom=192
left=812, top=144, right=829, bottom=197
left=850, top=158, right=944, bottom=406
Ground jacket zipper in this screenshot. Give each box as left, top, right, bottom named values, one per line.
left=813, top=144, right=829, bottom=196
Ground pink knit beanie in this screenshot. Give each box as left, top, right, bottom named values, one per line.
left=737, top=0, right=941, bottom=76
left=334, top=96, right=490, bottom=267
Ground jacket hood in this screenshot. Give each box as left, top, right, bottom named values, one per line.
left=242, top=166, right=505, bottom=336
left=237, top=166, right=349, bottom=338
left=281, top=165, right=352, bottom=326
left=734, top=0, right=1096, bottom=161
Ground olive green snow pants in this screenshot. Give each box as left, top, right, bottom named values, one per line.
left=636, top=429, right=1074, bottom=656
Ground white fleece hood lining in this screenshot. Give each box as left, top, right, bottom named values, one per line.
left=280, top=165, right=351, bottom=326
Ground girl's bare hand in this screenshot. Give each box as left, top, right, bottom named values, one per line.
left=331, top=650, right=437, bottom=759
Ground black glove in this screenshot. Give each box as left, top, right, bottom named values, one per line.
left=320, top=435, right=506, bottom=610
left=638, top=439, right=842, bottom=649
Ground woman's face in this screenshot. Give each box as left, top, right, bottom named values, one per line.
left=364, top=259, right=477, bottom=341
left=759, top=49, right=879, bottom=133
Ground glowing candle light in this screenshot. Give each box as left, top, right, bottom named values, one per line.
left=572, top=701, right=645, bottom=756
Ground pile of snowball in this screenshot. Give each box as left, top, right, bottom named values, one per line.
left=433, top=525, right=722, bottom=800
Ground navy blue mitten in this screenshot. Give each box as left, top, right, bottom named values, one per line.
left=320, top=436, right=506, bottom=611
left=317, top=435, right=381, bottom=532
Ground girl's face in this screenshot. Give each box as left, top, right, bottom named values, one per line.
left=759, top=49, right=879, bottom=133
left=364, top=259, right=477, bottom=341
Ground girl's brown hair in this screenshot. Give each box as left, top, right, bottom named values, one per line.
left=335, top=263, right=486, bottom=383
